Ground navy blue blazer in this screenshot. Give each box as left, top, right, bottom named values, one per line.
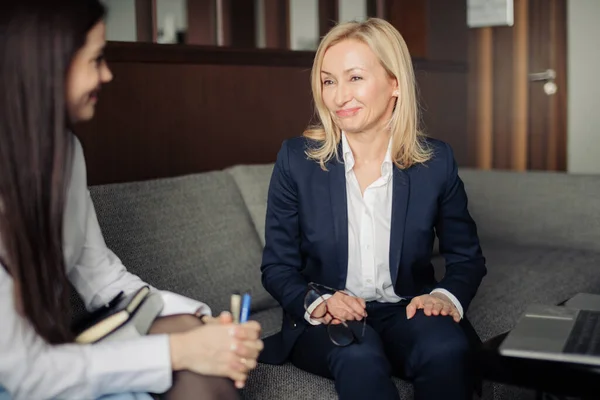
left=259, top=136, right=487, bottom=364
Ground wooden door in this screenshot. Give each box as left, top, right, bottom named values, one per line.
left=468, top=0, right=567, bottom=171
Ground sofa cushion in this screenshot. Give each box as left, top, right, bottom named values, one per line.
left=226, top=164, right=274, bottom=246
left=465, top=240, right=600, bottom=342
left=459, top=168, right=600, bottom=253
left=89, top=171, right=278, bottom=314
left=249, top=307, right=282, bottom=339
left=242, top=362, right=414, bottom=400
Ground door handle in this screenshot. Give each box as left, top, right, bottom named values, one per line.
left=528, top=69, right=557, bottom=95
left=529, top=69, right=556, bottom=82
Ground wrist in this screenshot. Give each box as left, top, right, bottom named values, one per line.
left=194, top=307, right=209, bottom=324
left=169, top=332, right=188, bottom=371
left=310, top=302, right=327, bottom=318
left=430, top=292, right=450, bottom=302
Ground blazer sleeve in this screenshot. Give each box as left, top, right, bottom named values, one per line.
left=260, top=141, right=309, bottom=321
left=434, top=142, right=487, bottom=312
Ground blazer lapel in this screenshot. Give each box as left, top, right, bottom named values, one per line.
left=389, top=167, right=410, bottom=284
left=328, top=153, right=349, bottom=289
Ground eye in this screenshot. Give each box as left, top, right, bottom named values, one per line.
left=350, top=76, right=363, bottom=82
left=322, top=79, right=334, bottom=86
left=94, top=54, right=105, bottom=66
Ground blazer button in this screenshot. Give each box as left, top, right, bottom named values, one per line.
left=293, top=323, right=297, bottom=328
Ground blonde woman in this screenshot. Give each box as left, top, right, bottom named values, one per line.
left=260, top=18, right=486, bottom=400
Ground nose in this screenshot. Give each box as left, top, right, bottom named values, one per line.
left=101, top=62, right=113, bottom=84
left=334, top=82, right=352, bottom=107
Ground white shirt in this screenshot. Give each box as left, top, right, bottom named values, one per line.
left=304, top=133, right=463, bottom=324
left=0, top=137, right=210, bottom=400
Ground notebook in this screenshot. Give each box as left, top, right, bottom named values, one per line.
left=72, top=286, right=164, bottom=344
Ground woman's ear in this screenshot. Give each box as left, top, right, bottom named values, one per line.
left=392, top=79, right=399, bottom=97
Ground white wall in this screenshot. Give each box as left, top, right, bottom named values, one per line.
left=156, top=0, right=187, bottom=43
left=255, top=0, right=266, bottom=48
left=101, top=0, right=136, bottom=42
left=289, top=0, right=319, bottom=50
left=339, top=0, right=367, bottom=23
left=288, top=0, right=367, bottom=50
left=567, top=0, right=600, bottom=174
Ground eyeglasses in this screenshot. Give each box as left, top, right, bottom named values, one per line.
left=303, top=282, right=366, bottom=347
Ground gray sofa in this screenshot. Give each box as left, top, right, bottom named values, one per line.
left=87, top=164, right=600, bottom=400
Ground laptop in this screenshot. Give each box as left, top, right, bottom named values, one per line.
left=499, top=293, right=600, bottom=366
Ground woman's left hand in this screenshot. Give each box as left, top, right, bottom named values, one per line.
left=406, top=293, right=461, bottom=323
left=201, top=311, right=234, bottom=325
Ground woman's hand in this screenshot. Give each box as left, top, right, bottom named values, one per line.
left=169, top=320, right=263, bottom=389
left=310, top=291, right=366, bottom=323
left=406, top=293, right=461, bottom=322
left=200, top=311, right=234, bottom=325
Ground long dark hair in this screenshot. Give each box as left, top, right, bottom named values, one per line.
left=0, top=0, right=106, bottom=344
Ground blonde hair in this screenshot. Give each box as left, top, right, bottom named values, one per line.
left=304, top=18, right=432, bottom=170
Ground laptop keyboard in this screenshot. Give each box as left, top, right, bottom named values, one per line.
left=563, top=310, right=600, bottom=356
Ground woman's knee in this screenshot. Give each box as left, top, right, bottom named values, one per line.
left=149, top=314, right=203, bottom=335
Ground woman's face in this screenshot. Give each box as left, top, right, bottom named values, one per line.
left=66, top=21, right=112, bottom=123
left=320, top=39, right=397, bottom=135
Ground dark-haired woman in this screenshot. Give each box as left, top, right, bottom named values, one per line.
left=0, top=2, right=262, bottom=399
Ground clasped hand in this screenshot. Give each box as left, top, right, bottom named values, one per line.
left=310, top=291, right=367, bottom=324
left=170, top=312, right=263, bottom=389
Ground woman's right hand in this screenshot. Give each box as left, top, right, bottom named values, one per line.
left=310, top=291, right=366, bottom=323
left=169, top=321, right=263, bottom=389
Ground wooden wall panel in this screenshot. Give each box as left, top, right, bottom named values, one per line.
left=468, top=28, right=493, bottom=169
left=74, top=44, right=471, bottom=185
left=319, top=0, right=339, bottom=38
left=527, top=0, right=550, bottom=170
left=491, top=26, right=514, bottom=170
left=553, top=0, right=567, bottom=172
left=386, top=0, right=428, bottom=59
left=427, top=0, right=467, bottom=63
left=186, top=0, right=217, bottom=45
left=228, top=0, right=256, bottom=48
left=527, top=0, right=567, bottom=171
left=417, top=70, right=469, bottom=164
left=135, top=0, right=156, bottom=42
left=366, top=0, right=388, bottom=20
left=512, top=0, right=529, bottom=171
left=264, top=0, right=290, bottom=49
left=76, top=60, right=313, bottom=185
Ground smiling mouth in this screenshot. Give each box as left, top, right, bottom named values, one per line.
left=336, top=108, right=360, bottom=117
left=89, top=88, right=101, bottom=101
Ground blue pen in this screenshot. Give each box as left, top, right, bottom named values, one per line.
left=240, top=293, right=251, bottom=323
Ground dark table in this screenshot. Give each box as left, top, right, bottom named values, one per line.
left=477, top=331, right=600, bottom=399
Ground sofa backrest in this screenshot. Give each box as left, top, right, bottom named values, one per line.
left=226, top=164, right=274, bottom=246
left=88, top=162, right=600, bottom=320
left=226, top=164, right=600, bottom=254
left=89, top=171, right=279, bottom=315
left=459, top=168, right=600, bottom=252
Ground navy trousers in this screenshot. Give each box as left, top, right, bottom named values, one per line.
left=290, top=302, right=474, bottom=400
